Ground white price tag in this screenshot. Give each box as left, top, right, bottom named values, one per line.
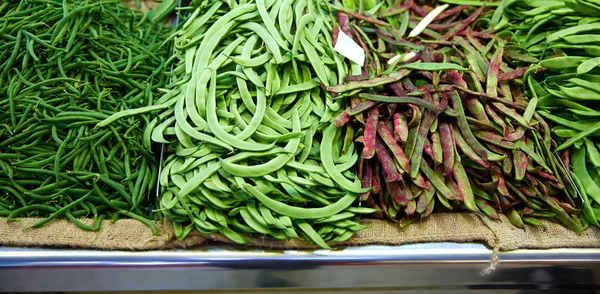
left=334, top=30, right=365, bottom=66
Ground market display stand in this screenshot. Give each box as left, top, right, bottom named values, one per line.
left=1, top=244, right=599, bottom=293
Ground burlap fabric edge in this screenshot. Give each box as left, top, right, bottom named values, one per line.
left=1, top=213, right=600, bottom=251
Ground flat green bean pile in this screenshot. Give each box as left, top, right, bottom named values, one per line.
left=498, top=0, right=600, bottom=228
left=0, top=0, right=174, bottom=232
left=151, top=0, right=375, bottom=248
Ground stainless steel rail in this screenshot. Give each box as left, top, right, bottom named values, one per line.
left=1, top=243, right=599, bottom=292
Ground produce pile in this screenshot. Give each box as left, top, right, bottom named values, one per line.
left=151, top=0, right=375, bottom=247
left=498, top=0, right=600, bottom=228
left=327, top=0, right=582, bottom=231
left=2, top=0, right=600, bottom=249
left=0, top=0, right=175, bottom=232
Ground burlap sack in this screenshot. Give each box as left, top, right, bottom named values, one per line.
left=1, top=213, right=599, bottom=251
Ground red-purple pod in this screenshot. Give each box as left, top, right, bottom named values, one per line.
left=485, top=104, right=507, bottom=129
left=410, top=183, right=422, bottom=199
left=557, top=200, right=579, bottom=215
left=334, top=109, right=351, bottom=127
left=390, top=82, right=407, bottom=97
left=421, top=200, right=435, bottom=219
left=409, top=110, right=439, bottom=179
left=414, top=172, right=429, bottom=189
left=492, top=102, right=532, bottom=130
left=376, top=138, right=403, bottom=182
left=358, top=151, right=365, bottom=179
left=399, top=215, right=417, bottom=229
left=545, top=180, right=565, bottom=190
left=433, top=93, right=447, bottom=110
left=453, top=124, right=490, bottom=168
left=535, top=112, right=553, bottom=148
left=502, top=151, right=514, bottom=176
left=355, top=135, right=365, bottom=144
left=402, top=78, right=419, bottom=92
left=474, top=178, right=500, bottom=192
left=393, top=113, right=409, bottom=142
left=348, top=100, right=378, bottom=116
left=411, top=3, right=427, bottom=17
left=506, top=207, right=526, bottom=229
left=404, top=199, right=417, bottom=215
left=438, top=122, right=456, bottom=176
left=423, top=139, right=435, bottom=162
left=465, top=98, right=491, bottom=124
left=370, top=61, right=377, bottom=75
left=454, top=159, right=479, bottom=212
left=419, top=86, right=434, bottom=104
left=426, top=20, right=465, bottom=31
left=336, top=12, right=351, bottom=35
left=524, top=173, right=537, bottom=187
left=491, top=167, right=511, bottom=197
left=433, top=84, right=454, bottom=93
left=431, top=132, right=443, bottom=165
left=367, top=197, right=384, bottom=220
left=386, top=103, right=397, bottom=119
left=447, top=70, right=468, bottom=88
left=363, top=106, right=380, bottom=159
left=438, top=5, right=469, bottom=20
left=360, top=163, right=374, bottom=201
left=498, top=67, right=528, bottom=82
left=505, top=127, right=526, bottom=142
left=513, top=149, right=528, bottom=181
left=491, top=191, right=502, bottom=210
left=373, top=163, right=382, bottom=194
left=406, top=104, right=422, bottom=128
left=386, top=119, right=395, bottom=136
left=351, top=97, right=365, bottom=124
left=445, top=177, right=462, bottom=201
left=474, top=131, right=516, bottom=149
left=442, top=6, right=484, bottom=40
left=521, top=207, right=534, bottom=217
left=561, top=149, right=570, bottom=173
left=351, top=28, right=370, bottom=55
left=378, top=192, right=390, bottom=219
left=537, top=171, right=559, bottom=182
left=466, top=31, right=485, bottom=52
left=416, top=184, right=435, bottom=214
left=329, top=68, right=412, bottom=93
left=520, top=186, right=538, bottom=198
left=457, top=30, right=498, bottom=39
left=381, top=0, right=413, bottom=17
left=332, top=25, right=340, bottom=47
left=344, top=71, right=370, bottom=82
left=387, top=181, right=410, bottom=206
left=475, top=198, right=500, bottom=220
left=377, top=121, right=410, bottom=173
left=486, top=46, right=503, bottom=96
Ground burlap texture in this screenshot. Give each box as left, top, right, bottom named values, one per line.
left=1, top=213, right=599, bottom=251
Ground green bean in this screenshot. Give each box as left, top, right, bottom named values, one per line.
left=243, top=183, right=357, bottom=220
left=30, top=191, right=92, bottom=229
left=205, top=70, right=274, bottom=151
left=221, top=110, right=300, bottom=177
left=296, top=220, right=329, bottom=249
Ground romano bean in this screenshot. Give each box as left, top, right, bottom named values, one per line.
left=148, top=0, right=369, bottom=248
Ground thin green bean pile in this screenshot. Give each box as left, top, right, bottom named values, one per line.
left=151, top=0, right=375, bottom=248
left=0, top=0, right=174, bottom=232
